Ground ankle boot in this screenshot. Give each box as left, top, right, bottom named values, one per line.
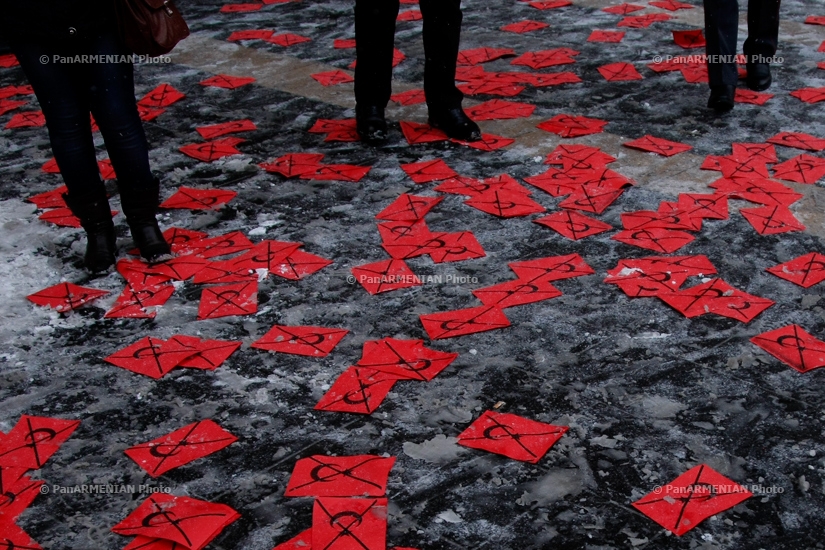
left=62, top=190, right=117, bottom=272
left=119, top=177, right=172, bottom=264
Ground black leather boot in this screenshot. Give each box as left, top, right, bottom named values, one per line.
left=356, top=104, right=388, bottom=144
left=708, top=85, right=735, bottom=111
left=428, top=107, right=481, bottom=141
left=62, top=189, right=117, bottom=272
left=746, top=58, right=772, bottom=91
left=119, top=177, right=172, bottom=264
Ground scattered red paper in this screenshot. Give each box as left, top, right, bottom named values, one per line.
left=179, top=231, right=254, bottom=259
left=0, top=53, right=19, bottom=68
left=174, top=337, right=242, bottom=370
left=260, top=153, right=325, bottom=178
left=740, top=204, right=805, bottom=234
left=200, top=74, right=256, bottom=89
left=419, top=305, right=510, bottom=340
left=805, top=15, right=825, bottom=25
left=466, top=99, right=536, bottom=121
left=221, top=3, right=263, bottom=12
left=751, top=324, right=825, bottom=373
left=588, top=30, right=625, bottom=42
left=528, top=0, right=572, bottom=9
left=112, top=494, right=240, bottom=549
left=709, top=177, right=802, bottom=207
left=464, top=189, right=545, bottom=217
left=0, top=98, right=27, bottom=116
left=312, top=498, right=387, bottom=550
left=400, top=121, right=449, bottom=145
left=266, top=33, right=312, bottom=46
left=311, top=70, right=354, bottom=86
left=5, top=111, right=45, bottom=129
left=772, top=154, right=825, bottom=184
left=160, top=186, right=238, bottom=210
left=632, top=464, right=751, bottom=536
left=534, top=210, right=612, bottom=240
left=397, top=9, right=422, bottom=21
left=105, top=337, right=194, bottom=379
left=673, top=29, right=705, bottom=48
left=0, top=516, right=42, bottom=549
left=0, top=415, right=80, bottom=470
left=26, top=282, right=108, bottom=312
left=767, top=131, right=825, bottom=152
left=375, top=194, right=442, bottom=222
left=510, top=48, right=578, bottom=69
left=602, top=3, right=644, bottom=14
left=545, top=144, right=616, bottom=169
left=196, top=119, right=257, bottom=139
left=301, top=164, right=371, bottom=182
left=334, top=38, right=356, bottom=49
left=473, top=278, right=562, bottom=308
left=104, top=282, right=175, bottom=319
left=138, top=84, right=185, bottom=108
left=598, top=62, right=643, bottom=81
left=457, top=411, right=567, bottom=463
left=179, top=137, right=245, bottom=162
left=400, top=159, right=457, bottom=183
left=138, top=105, right=166, bottom=122
left=612, top=228, right=695, bottom=253
left=116, top=257, right=207, bottom=285
left=38, top=208, right=81, bottom=228
left=676, top=193, right=729, bottom=220
left=458, top=48, right=516, bottom=65
left=452, top=133, right=515, bottom=151
left=617, top=13, right=672, bottom=27
left=351, top=259, right=422, bottom=294
left=27, top=186, right=67, bottom=209
left=252, top=325, right=349, bottom=357
left=227, top=29, right=275, bottom=41
left=98, top=158, right=116, bottom=180
left=790, top=87, right=825, bottom=104
left=624, top=135, right=691, bottom=156
left=125, top=420, right=237, bottom=478
left=509, top=253, right=595, bottom=283
left=658, top=278, right=774, bottom=322
left=621, top=209, right=701, bottom=232
left=457, top=79, right=526, bottom=97
left=285, top=455, right=395, bottom=497
left=501, top=20, right=549, bottom=33
left=537, top=114, right=607, bottom=137
left=650, top=0, right=693, bottom=9
left=197, top=280, right=258, bottom=319
left=390, top=89, right=426, bottom=106
left=766, top=252, right=825, bottom=288
left=605, top=255, right=716, bottom=297
left=734, top=88, right=773, bottom=105
left=559, top=185, right=627, bottom=214
left=270, top=249, right=333, bottom=280
left=315, top=367, right=398, bottom=414
left=0, top=84, right=33, bottom=99
left=356, top=337, right=458, bottom=381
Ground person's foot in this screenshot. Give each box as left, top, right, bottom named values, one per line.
left=746, top=59, right=772, bottom=91
left=119, top=177, right=172, bottom=264
left=428, top=107, right=482, bottom=141
left=62, top=191, right=117, bottom=272
left=708, top=85, right=735, bottom=111
left=355, top=105, right=387, bottom=144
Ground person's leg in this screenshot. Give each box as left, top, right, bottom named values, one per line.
left=703, top=0, right=739, bottom=109
left=86, top=30, right=170, bottom=262
left=743, top=0, right=780, bottom=90
left=420, top=0, right=479, bottom=140
left=354, top=0, right=399, bottom=142
left=11, top=39, right=116, bottom=271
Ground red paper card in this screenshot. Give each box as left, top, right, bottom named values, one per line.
left=285, top=455, right=395, bottom=497
left=138, top=84, right=185, bottom=108
left=766, top=252, right=825, bottom=288
left=508, top=254, right=593, bottom=284
left=588, top=30, right=625, bottom=42
left=391, top=89, right=426, bottom=106
left=5, top=111, right=45, bottom=129
left=624, top=135, right=691, bottom=156
left=676, top=192, right=729, bottom=220
left=452, top=133, right=515, bottom=151
left=559, top=185, right=626, bottom=214
left=741, top=204, right=805, bottom=235
left=457, top=48, right=516, bottom=65
left=428, top=231, right=486, bottom=263
left=598, top=62, right=642, bottom=81
left=142, top=227, right=208, bottom=255
left=104, top=282, right=175, bottom=319
left=252, top=325, right=349, bottom=357
left=27, top=282, right=108, bottom=312
left=400, top=159, right=458, bottom=183
left=658, top=278, right=774, bottom=322
left=315, top=367, right=398, bottom=414
left=221, top=3, right=263, bottom=12
left=200, top=74, right=256, bottom=89
left=0, top=85, right=33, bottom=99
left=501, top=20, right=549, bottom=33
left=618, top=13, right=672, bottom=27
left=632, top=464, right=751, bottom=536
left=312, top=498, right=387, bottom=550
left=673, top=29, right=705, bottom=48
left=473, top=278, right=562, bottom=308
left=806, top=15, right=825, bottom=25
left=356, top=337, right=458, bottom=381
left=419, top=305, right=510, bottom=340
left=105, top=337, right=193, bottom=379
left=38, top=207, right=81, bottom=228
left=528, top=0, right=572, bottom=9
left=735, top=88, right=773, bottom=105
left=0, top=53, right=19, bottom=67
left=767, top=131, right=825, bottom=152
left=790, top=87, right=825, bottom=104
left=457, top=411, right=567, bottom=463
left=400, top=121, right=449, bottom=145
left=464, top=190, right=545, bottom=217
left=334, top=38, right=356, bottom=49
left=160, top=186, right=237, bottom=210
left=651, top=0, right=693, bottom=9
left=270, top=249, right=333, bottom=280
left=311, top=70, right=354, bottom=86
left=260, top=153, right=325, bottom=178
left=300, top=164, right=371, bottom=182
left=174, top=337, right=241, bottom=370
left=0, top=519, right=42, bottom=550
left=772, top=154, right=825, bottom=184
left=266, top=33, right=312, bottom=46
left=397, top=9, right=422, bottom=21
left=182, top=231, right=254, bottom=259
left=751, top=324, right=825, bottom=373
left=179, top=136, right=245, bottom=162
left=621, top=209, right=701, bottom=231
left=0, top=415, right=80, bottom=470
left=545, top=144, right=616, bottom=169
left=351, top=259, right=422, bottom=294
left=28, top=186, right=68, bottom=209
left=137, top=105, right=166, bottom=121
left=612, top=228, right=694, bottom=253
left=457, top=79, right=526, bottom=97
left=709, top=177, right=802, bottom=207
left=112, top=494, right=240, bottom=549
left=510, top=49, right=578, bottom=70
left=196, top=119, right=257, bottom=139
left=605, top=255, right=716, bottom=297
left=308, top=118, right=357, bottom=135
left=376, top=194, right=442, bottom=221
left=0, top=98, right=27, bottom=116
left=602, top=3, right=644, bottom=14
left=125, top=420, right=237, bottom=477
left=534, top=210, right=612, bottom=240
left=197, top=280, right=258, bottom=319
left=228, top=240, right=303, bottom=272
left=0, top=468, right=43, bottom=522
left=466, top=99, right=535, bottom=121
left=537, top=114, right=607, bottom=137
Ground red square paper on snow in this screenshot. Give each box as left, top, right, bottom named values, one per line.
left=228, top=240, right=303, bottom=272
left=465, top=99, right=536, bottom=121
left=196, top=119, right=257, bottom=139
left=632, top=464, right=751, bottom=536
left=160, top=186, right=237, bottom=210
left=534, top=210, right=612, bottom=240
left=376, top=194, right=442, bottom=221
left=659, top=278, right=774, bottom=322
left=0, top=522, right=41, bottom=550
left=457, top=410, right=567, bottom=463
left=5, top=111, right=45, bottom=129
left=391, top=89, right=426, bottom=106
left=537, top=114, right=607, bottom=137
left=266, top=33, right=312, bottom=46
left=602, top=3, right=644, bottom=14
left=501, top=20, right=549, bottom=33
left=104, top=337, right=192, bottom=379
left=401, top=159, right=458, bottom=183
left=260, top=153, right=325, bottom=178
left=311, top=70, right=354, bottom=86
left=0, top=468, right=43, bottom=522
left=767, top=131, right=825, bottom=152
left=751, top=324, right=825, bottom=373
left=623, top=135, right=692, bottom=156
left=179, top=137, right=245, bottom=162
left=419, top=305, right=510, bottom=340
left=285, top=455, right=395, bottom=497
left=400, top=121, right=449, bottom=144
left=428, top=231, right=486, bottom=263
left=457, top=47, right=516, bottom=65
left=314, top=367, right=398, bottom=414
left=104, top=282, right=175, bottom=319
left=125, top=419, right=238, bottom=478
left=252, top=325, right=349, bottom=357
left=270, top=249, right=333, bottom=280
left=673, top=29, right=705, bottom=48
left=200, top=74, right=256, bottom=89
left=464, top=190, right=545, bottom=218
left=452, top=133, right=515, bottom=151
left=0, top=415, right=80, bottom=470
left=651, top=0, right=693, bottom=9
left=612, top=228, right=694, bottom=253
left=351, top=259, right=422, bottom=294
left=508, top=253, right=594, bottom=283
left=198, top=281, right=258, bottom=319
left=138, top=84, right=185, bottom=108
left=598, top=62, right=643, bottom=81
left=300, top=164, right=371, bottom=183
left=27, top=282, right=108, bottom=312
left=766, top=252, right=825, bottom=288
left=740, top=205, right=805, bottom=235
left=312, top=498, right=387, bottom=550
left=472, top=278, right=562, bottom=308
left=356, top=337, right=458, bottom=381
left=772, top=154, right=825, bottom=184
left=174, top=337, right=241, bottom=370
left=735, top=88, right=773, bottom=105
left=588, top=30, right=625, bottom=42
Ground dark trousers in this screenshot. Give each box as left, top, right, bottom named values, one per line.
left=354, top=0, right=463, bottom=112
left=11, top=29, right=153, bottom=197
left=703, top=0, right=781, bottom=85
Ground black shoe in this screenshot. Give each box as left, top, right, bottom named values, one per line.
left=119, top=177, right=172, bottom=264
left=63, top=190, right=117, bottom=272
left=708, top=85, right=735, bottom=111
left=355, top=105, right=387, bottom=144
left=428, top=107, right=482, bottom=141
left=746, top=60, right=772, bottom=91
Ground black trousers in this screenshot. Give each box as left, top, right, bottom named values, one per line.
left=11, top=29, right=153, bottom=197
left=354, top=0, right=463, bottom=112
left=703, top=0, right=781, bottom=85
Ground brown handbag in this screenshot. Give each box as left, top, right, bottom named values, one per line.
left=114, top=0, right=190, bottom=56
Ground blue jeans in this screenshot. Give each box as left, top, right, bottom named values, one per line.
left=11, top=30, right=153, bottom=196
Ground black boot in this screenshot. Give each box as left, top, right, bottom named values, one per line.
left=746, top=57, right=772, bottom=91
left=62, top=190, right=117, bottom=272
left=356, top=104, right=388, bottom=144
left=708, top=85, right=735, bottom=111
left=428, top=107, right=481, bottom=141
left=119, top=177, right=172, bottom=264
